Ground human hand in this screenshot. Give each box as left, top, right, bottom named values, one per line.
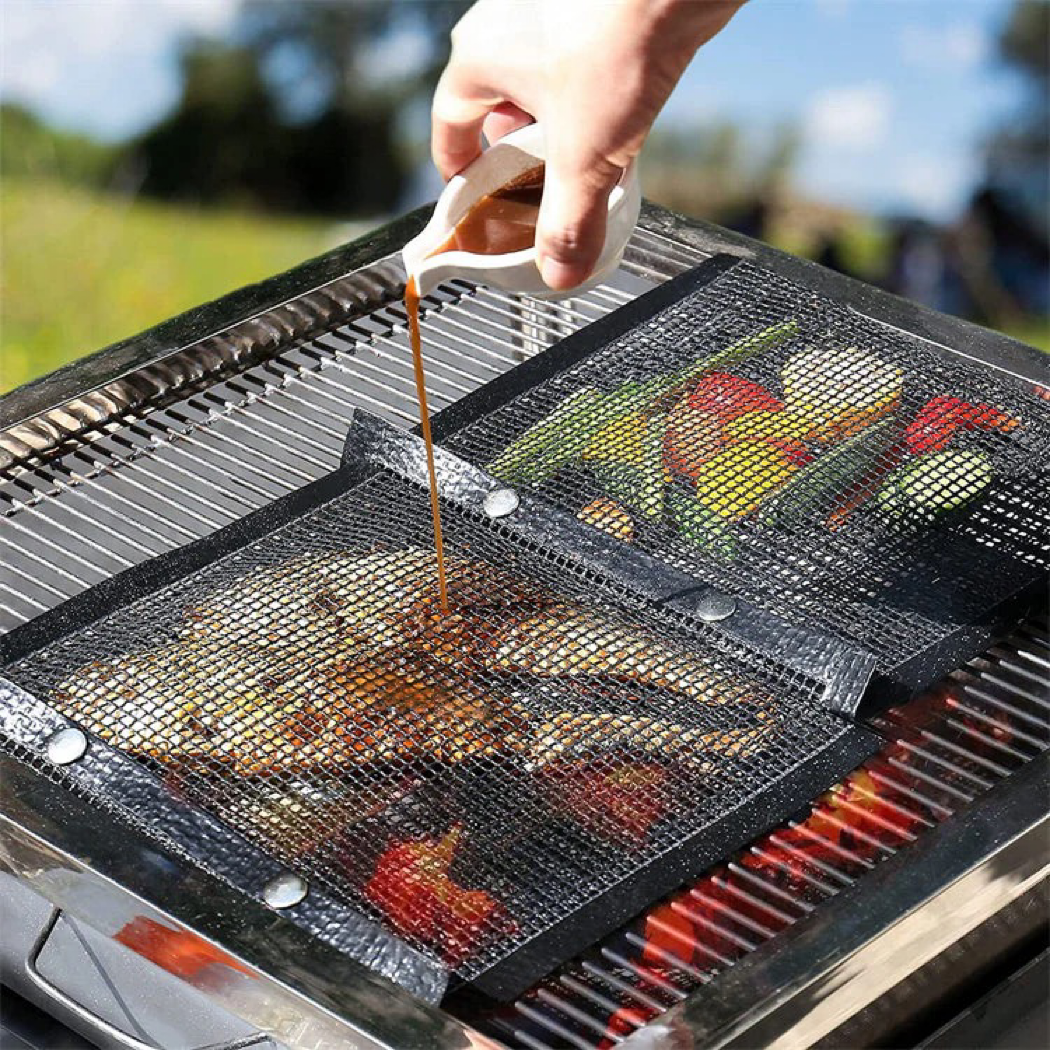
left=432, top=0, right=744, bottom=290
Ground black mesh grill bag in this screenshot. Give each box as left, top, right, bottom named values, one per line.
left=0, top=412, right=877, bottom=1000
left=435, top=257, right=1049, bottom=690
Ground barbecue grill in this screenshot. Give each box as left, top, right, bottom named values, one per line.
left=1, top=202, right=1047, bottom=1050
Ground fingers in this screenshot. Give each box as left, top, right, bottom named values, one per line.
left=431, top=67, right=495, bottom=181
left=536, top=152, right=622, bottom=291
left=482, top=102, right=534, bottom=146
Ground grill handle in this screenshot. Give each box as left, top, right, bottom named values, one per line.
left=25, top=906, right=164, bottom=1050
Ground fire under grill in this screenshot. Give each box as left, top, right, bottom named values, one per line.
left=1, top=206, right=1047, bottom=1050
left=467, top=615, right=1050, bottom=1049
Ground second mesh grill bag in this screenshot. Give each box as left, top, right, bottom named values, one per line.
left=0, top=412, right=876, bottom=1001
left=435, top=255, right=1050, bottom=692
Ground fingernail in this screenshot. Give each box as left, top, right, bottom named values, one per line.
left=539, top=256, right=580, bottom=291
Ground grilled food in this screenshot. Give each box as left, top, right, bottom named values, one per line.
left=182, top=552, right=368, bottom=651
left=55, top=646, right=344, bottom=775
left=324, top=656, right=523, bottom=765
left=518, top=713, right=769, bottom=764
left=53, top=645, right=215, bottom=764
left=54, top=647, right=521, bottom=775
left=488, top=604, right=749, bottom=704
left=184, top=550, right=541, bottom=658
left=54, top=546, right=769, bottom=777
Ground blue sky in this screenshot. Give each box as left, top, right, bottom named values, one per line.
left=1, top=0, right=1025, bottom=220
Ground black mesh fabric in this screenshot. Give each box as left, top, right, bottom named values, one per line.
left=2, top=466, right=856, bottom=990
left=442, top=261, right=1050, bottom=676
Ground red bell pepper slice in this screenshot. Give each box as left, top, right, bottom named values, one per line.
left=365, top=824, right=511, bottom=966
left=685, top=372, right=783, bottom=422
left=904, top=394, right=1019, bottom=454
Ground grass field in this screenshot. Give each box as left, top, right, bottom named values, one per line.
left=2, top=179, right=1045, bottom=394
left=1, top=179, right=343, bottom=392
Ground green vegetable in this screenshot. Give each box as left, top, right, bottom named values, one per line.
left=527, top=385, right=651, bottom=479
left=490, top=386, right=643, bottom=484
left=592, top=413, right=667, bottom=519
left=487, top=321, right=799, bottom=485
left=667, top=487, right=737, bottom=563
left=757, top=419, right=896, bottom=529
left=876, top=449, right=993, bottom=521
left=673, top=320, right=801, bottom=391
left=488, top=387, right=601, bottom=482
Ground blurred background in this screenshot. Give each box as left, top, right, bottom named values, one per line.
left=1, top=0, right=1047, bottom=393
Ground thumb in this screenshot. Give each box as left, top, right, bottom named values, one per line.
left=536, top=151, right=621, bottom=292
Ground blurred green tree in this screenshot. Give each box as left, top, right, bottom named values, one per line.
left=0, top=103, right=119, bottom=186
left=986, top=0, right=1048, bottom=222
left=133, top=0, right=468, bottom=216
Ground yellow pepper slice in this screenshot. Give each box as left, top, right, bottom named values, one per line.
left=582, top=412, right=648, bottom=467
left=693, top=441, right=798, bottom=521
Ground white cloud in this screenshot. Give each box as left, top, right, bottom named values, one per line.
left=815, top=0, right=853, bottom=20
left=895, top=153, right=974, bottom=218
left=805, top=83, right=892, bottom=152
left=899, top=22, right=987, bottom=71
left=1, top=0, right=238, bottom=136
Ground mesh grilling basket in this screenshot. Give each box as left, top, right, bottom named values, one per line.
left=434, top=256, right=1050, bottom=693
left=0, top=411, right=877, bottom=1001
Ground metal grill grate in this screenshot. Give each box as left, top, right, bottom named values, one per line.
left=439, top=259, right=1050, bottom=687
left=0, top=231, right=686, bottom=632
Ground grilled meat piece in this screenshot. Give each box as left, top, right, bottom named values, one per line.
left=55, top=547, right=764, bottom=776
left=324, top=655, right=523, bottom=765
left=515, top=712, right=770, bottom=764
left=488, top=604, right=750, bottom=704
left=184, top=547, right=741, bottom=704
left=184, top=549, right=543, bottom=661
left=183, top=552, right=370, bottom=651
left=54, top=645, right=342, bottom=775
left=52, top=645, right=212, bottom=764
left=53, top=643, right=522, bottom=775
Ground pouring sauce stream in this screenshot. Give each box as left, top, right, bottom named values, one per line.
left=406, top=163, right=545, bottom=611
left=405, top=274, right=449, bottom=610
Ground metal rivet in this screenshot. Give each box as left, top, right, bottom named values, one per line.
left=694, top=591, right=737, bottom=623
left=483, top=487, right=519, bottom=519
left=263, top=873, right=308, bottom=909
left=46, top=727, right=88, bottom=766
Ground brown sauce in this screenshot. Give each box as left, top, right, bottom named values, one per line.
left=406, top=163, right=545, bottom=612
left=436, top=163, right=544, bottom=256
left=405, top=275, right=449, bottom=611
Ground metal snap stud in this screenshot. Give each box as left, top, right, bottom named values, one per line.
left=483, top=487, right=520, bottom=519
left=46, top=727, right=88, bottom=766
left=694, top=591, right=738, bottom=623
left=263, top=873, right=308, bottom=909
